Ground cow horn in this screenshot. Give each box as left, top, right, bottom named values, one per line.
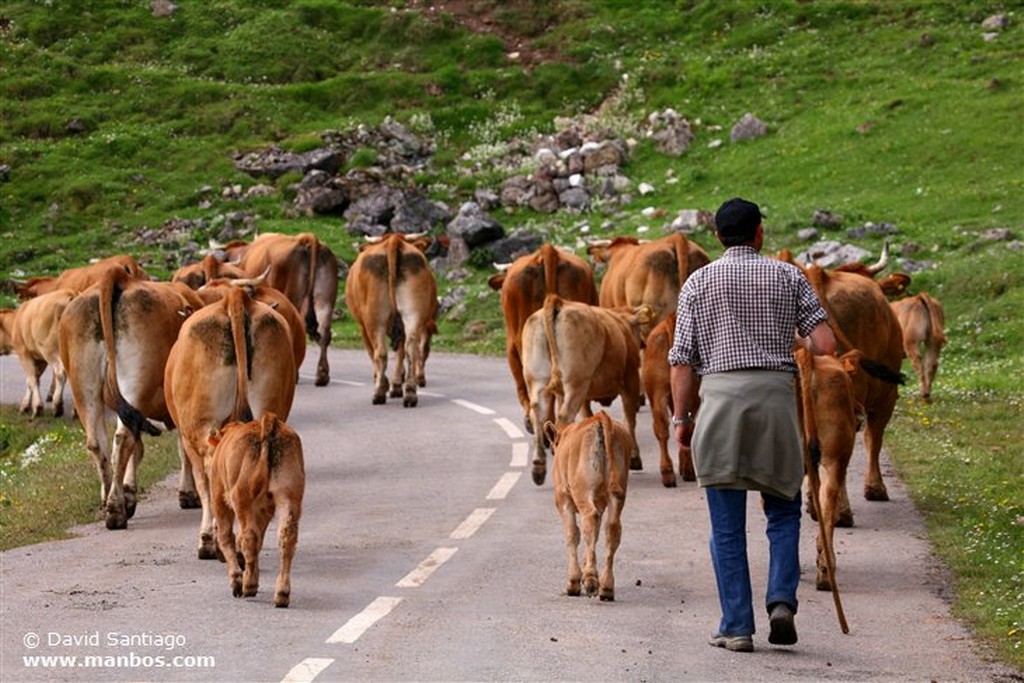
left=364, top=235, right=385, bottom=244
left=492, top=262, right=512, bottom=272
left=208, top=238, right=226, bottom=250
left=865, top=240, right=890, bottom=275
left=586, top=238, right=612, bottom=247
left=226, top=266, right=270, bottom=288
left=403, top=231, right=428, bottom=240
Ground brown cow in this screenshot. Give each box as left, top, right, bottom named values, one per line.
left=14, top=254, right=149, bottom=301
left=891, top=292, right=947, bottom=401
left=345, top=233, right=438, bottom=407
left=587, top=232, right=710, bottom=324
left=235, top=232, right=339, bottom=386
left=488, top=244, right=599, bottom=433
left=209, top=412, right=304, bottom=607
left=640, top=313, right=695, bottom=487
left=172, top=254, right=246, bottom=290
left=165, top=286, right=296, bottom=559
left=521, top=294, right=654, bottom=486
left=59, top=271, right=198, bottom=529
left=803, top=264, right=905, bottom=507
left=796, top=347, right=863, bottom=591
left=543, top=411, right=630, bottom=601
left=0, top=288, right=76, bottom=418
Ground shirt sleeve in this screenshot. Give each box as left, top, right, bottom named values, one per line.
left=794, top=274, right=829, bottom=337
left=668, top=283, right=699, bottom=366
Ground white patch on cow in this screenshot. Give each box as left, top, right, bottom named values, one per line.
left=510, top=442, right=529, bottom=467
left=486, top=472, right=522, bottom=500
left=396, top=547, right=458, bottom=588
left=450, top=508, right=495, bottom=540
left=326, top=596, right=403, bottom=644
left=451, top=398, right=494, bottom=415
left=493, top=417, right=524, bottom=439
left=280, top=658, right=334, bottom=683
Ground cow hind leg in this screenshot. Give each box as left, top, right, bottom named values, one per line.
left=238, top=516, right=262, bottom=598
left=600, top=492, right=625, bottom=601
left=862, top=411, right=892, bottom=502
left=557, top=495, right=582, bottom=597
left=213, top=496, right=242, bottom=597
left=580, top=504, right=602, bottom=598
left=51, top=362, right=68, bottom=418
left=177, top=439, right=201, bottom=509
left=275, top=503, right=300, bottom=608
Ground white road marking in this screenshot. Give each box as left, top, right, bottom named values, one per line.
left=326, top=596, right=404, bottom=644
left=451, top=398, right=494, bottom=414
left=298, top=373, right=364, bottom=387
left=494, top=417, right=524, bottom=438
left=450, top=508, right=496, bottom=539
left=281, top=657, right=334, bottom=683
left=486, top=471, right=522, bottom=500
left=395, top=547, right=459, bottom=588
left=510, top=442, right=529, bottom=468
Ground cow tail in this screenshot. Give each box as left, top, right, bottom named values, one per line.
left=540, top=243, right=558, bottom=296
left=794, top=349, right=821, bottom=473
left=921, top=293, right=946, bottom=346
left=300, top=233, right=321, bottom=342
left=98, top=271, right=160, bottom=438
left=542, top=294, right=563, bottom=398
left=226, top=288, right=254, bottom=423
left=246, top=413, right=277, bottom=500
left=387, top=235, right=405, bottom=352
left=591, top=412, right=610, bottom=475
left=201, top=254, right=219, bottom=287
left=672, top=232, right=691, bottom=290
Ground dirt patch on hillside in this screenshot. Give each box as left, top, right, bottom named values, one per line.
left=407, top=0, right=568, bottom=67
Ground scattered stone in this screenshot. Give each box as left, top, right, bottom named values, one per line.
left=446, top=202, right=505, bottom=248
left=797, top=228, right=820, bottom=242
left=730, top=113, right=768, bottom=142
left=812, top=210, right=843, bottom=229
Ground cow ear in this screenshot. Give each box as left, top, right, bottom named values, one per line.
left=487, top=273, right=505, bottom=291
left=542, top=421, right=559, bottom=446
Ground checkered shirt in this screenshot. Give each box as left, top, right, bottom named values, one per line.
left=668, top=246, right=828, bottom=375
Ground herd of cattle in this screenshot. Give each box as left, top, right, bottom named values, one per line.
left=0, top=229, right=947, bottom=604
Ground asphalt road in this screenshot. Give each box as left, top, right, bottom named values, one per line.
left=0, top=348, right=1014, bottom=682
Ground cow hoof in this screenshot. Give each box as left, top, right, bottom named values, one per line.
left=836, top=512, right=854, bottom=528
left=54, top=404, right=64, bottom=418
left=231, top=580, right=243, bottom=598
left=389, top=385, right=403, bottom=399
left=105, top=513, right=128, bottom=530
left=315, top=372, right=329, bottom=387
left=661, top=472, right=678, bottom=488
left=198, top=541, right=219, bottom=561
left=403, top=395, right=418, bottom=408
left=583, top=577, right=599, bottom=597
left=531, top=467, right=546, bottom=486
left=864, top=485, right=889, bottom=502
left=243, top=585, right=258, bottom=598
left=629, top=455, right=643, bottom=471
left=124, top=486, right=137, bottom=520
left=274, top=592, right=290, bottom=608
left=179, top=491, right=201, bottom=509
left=31, top=406, right=43, bottom=419
left=566, top=581, right=581, bottom=597
left=372, top=394, right=386, bottom=405
left=599, top=591, right=615, bottom=602
left=682, top=468, right=696, bottom=482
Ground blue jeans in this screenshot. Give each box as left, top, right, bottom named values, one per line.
left=706, top=487, right=801, bottom=636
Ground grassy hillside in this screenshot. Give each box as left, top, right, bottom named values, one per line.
left=1, top=0, right=1021, bottom=670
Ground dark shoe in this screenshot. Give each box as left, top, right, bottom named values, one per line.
left=709, top=633, right=754, bottom=652
left=768, top=603, right=798, bottom=645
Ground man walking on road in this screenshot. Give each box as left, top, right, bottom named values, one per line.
left=668, top=197, right=837, bottom=652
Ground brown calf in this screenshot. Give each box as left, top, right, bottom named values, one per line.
left=640, top=313, right=695, bottom=487
left=0, top=288, right=76, bottom=418
left=544, top=411, right=631, bottom=601
left=209, top=412, right=305, bottom=608
left=796, top=348, right=863, bottom=592
left=890, top=292, right=946, bottom=401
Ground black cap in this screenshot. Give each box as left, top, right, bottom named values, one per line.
left=714, top=198, right=763, bottom=241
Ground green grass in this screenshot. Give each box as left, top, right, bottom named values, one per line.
left=0, top=0, right=1022, bottom=670
left=0, top=407, right=181, bottom=550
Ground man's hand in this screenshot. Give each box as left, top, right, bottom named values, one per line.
left=674, top=421, right=694, bottom=448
